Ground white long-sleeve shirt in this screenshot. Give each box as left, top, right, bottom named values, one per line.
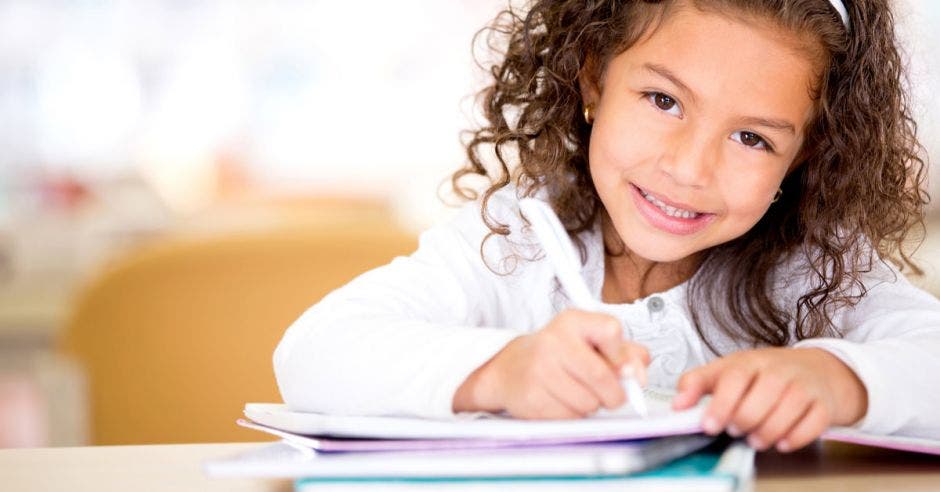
left=273, top=186, right=940, bottom=439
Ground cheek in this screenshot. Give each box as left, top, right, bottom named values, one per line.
left=589, top=114, right=660, bottom=177
left=716, top=169, right=782, bottom=224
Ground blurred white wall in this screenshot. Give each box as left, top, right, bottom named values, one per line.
left=0, top=0, right=512, bottom=231
left=0, top=0, right=937, bottom=231
left=900, top=0, right=940, bottom=202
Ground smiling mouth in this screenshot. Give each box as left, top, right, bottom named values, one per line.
left=633, top=184, right=707, bottom=219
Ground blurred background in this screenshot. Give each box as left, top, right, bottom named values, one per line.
left=0, top=0, right=937, bottom=448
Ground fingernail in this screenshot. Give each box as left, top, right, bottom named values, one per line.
left=727, top=424, right=742, bottom=437
left=776, top=440, right=791, bottom=452
left=671, top=396, right=684, bottom=410
left=702, top=416, right=720, bottom=435
left=620, top=365, right=634, bottom=379
left=634, top=362, right=648, bottom=387
left=747, top=434, right=765, bottom=450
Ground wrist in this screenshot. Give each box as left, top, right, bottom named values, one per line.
left=809, top=348, right=868, bottom=426
left=452, top=354, right=504, bottom=413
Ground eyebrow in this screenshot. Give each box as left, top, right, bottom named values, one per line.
left=736, top=116, right=796, bottom=135
left=644, top=63, right=698, bottom=105
left=642, top=62, right=796, bottom=135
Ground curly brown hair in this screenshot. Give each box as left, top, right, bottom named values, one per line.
left=449, top=0, right=929, bottom=353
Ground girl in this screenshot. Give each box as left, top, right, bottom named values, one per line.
left=274, top=0, right=940, bottom=453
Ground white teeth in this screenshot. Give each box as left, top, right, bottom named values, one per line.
left=640, top=189, right=700, bottom=219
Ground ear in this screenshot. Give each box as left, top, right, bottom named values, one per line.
left=578, top=55, right=603, bottom=109
left=785, top=138, right=815, bottom=176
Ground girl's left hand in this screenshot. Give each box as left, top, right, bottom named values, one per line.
left=671, top=347, right=868, bottom=452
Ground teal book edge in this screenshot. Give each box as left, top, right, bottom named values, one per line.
left=294, top=437, right=747, bottom=488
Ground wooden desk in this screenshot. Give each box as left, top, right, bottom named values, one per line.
left=0, top=440, right=937, bottom=491
left=756, top=440, right=940, bottom=491
left=0, top=442, right=291, bottom=492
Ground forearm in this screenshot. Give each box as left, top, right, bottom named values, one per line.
left=794, top=336, right=940, bottom=437
left=275, top=305, right=519, bottom=418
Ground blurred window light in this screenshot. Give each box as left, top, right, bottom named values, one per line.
left=0, top=0, right=934, bottom=227
left=36, top=46, right=141, bottom=171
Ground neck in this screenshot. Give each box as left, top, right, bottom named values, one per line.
left=600, top=214, right=701, bottom=304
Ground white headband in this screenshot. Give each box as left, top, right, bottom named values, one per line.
left=828, top=0, right=851, bottom=30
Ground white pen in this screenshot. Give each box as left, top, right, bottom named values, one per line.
left=519, top=197, right=649, bottom=418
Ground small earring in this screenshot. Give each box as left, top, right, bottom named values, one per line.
left=771, top=188, right=783, bottom=203
left=583, top=104, right=594, bottom=124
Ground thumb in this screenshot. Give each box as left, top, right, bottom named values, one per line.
left=672, top=361, right=722, bottom=410
left=621, top=342, right=650, bottom=387
left=623, top=342, right=651, bottom=366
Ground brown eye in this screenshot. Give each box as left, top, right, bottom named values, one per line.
left=740, top=131, right=762, bottom=147
left=654, top=93, right=676, bottom=111
left=731, top=130, right=773, bottom=153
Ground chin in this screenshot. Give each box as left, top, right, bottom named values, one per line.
left=620, top=237, right=702, bottom=263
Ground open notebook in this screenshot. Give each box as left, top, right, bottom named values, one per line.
left=242, top=387, right=706, bottom=446
left=207, top=389, right=748, bottom=481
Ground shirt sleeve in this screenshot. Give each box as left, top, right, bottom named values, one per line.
left=792, top=260, right=940, bottom=439
left=272, top=199, right=526, bottom=419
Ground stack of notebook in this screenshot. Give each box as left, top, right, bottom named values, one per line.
left=205, top=387, right=757, bottom=491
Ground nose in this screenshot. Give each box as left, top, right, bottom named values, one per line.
left=657, top=130, right=716, bottom=188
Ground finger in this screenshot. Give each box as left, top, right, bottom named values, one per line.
left=573, top=312, right=627, bottom=367
left=703, top=366, right=756, bottom=435
left=777, top=402, right=831, bottom=452
left=623, top=343, right=650, bottom=386
left=727, top=371, right=790, bottom=437
left=620, top=360, right=648, bottom=390
left=535, top=391, right=583, bottom=420
left=513, top=386, right=581, bottom=420
left=543, top=365, right=602, bottom=417
left=672, top=361, right=723, bottom=411
left=748, top=384, right=812, bottom=450
left=562, top=341, right=625, bottom=410
left=624, top=342, right=651, bottom=366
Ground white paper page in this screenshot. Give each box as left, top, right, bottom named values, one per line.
left=244, top=387, right=707, bottom=441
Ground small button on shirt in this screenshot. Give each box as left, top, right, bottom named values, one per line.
left=647, top=296, right=665, bottom=314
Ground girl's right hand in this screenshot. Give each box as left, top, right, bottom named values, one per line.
left=452, top=309, right=651, bottom=419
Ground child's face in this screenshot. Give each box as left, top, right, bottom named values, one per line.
left=583, top=6, right=818, bottom=263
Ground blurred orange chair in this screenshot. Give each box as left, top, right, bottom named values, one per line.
left=59, top=200, right=417, bottom=445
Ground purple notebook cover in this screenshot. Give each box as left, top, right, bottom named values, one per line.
left=236, top=418, right=700, bottom=453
